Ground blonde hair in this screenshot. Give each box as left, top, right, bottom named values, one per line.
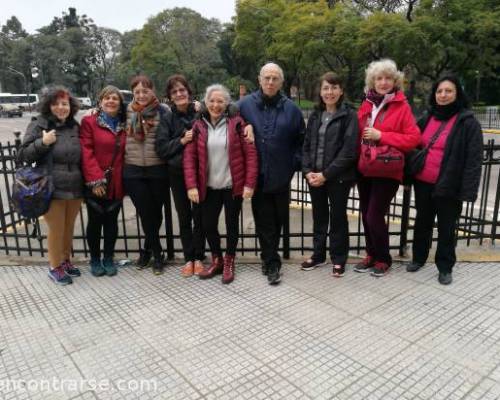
left=364, top=59, right=404, bottom=93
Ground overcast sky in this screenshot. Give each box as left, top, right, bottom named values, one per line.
left=1, top=0, right=236, bottom=33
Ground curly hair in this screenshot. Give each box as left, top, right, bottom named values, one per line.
left=37, top=85, right=79, bottom=119
left=364, top=59, right=404, bottom=93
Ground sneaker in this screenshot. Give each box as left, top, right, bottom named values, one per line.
left=371, top=262, right=390, bottom=277
left=301, top=257, right=327, bottom=271
left=438, top=272, right=452, bottom=285
left=48, top=265, right=73, bottom=285
left=332, top=264, right=345, bottom=278
left=193, top=260, right=204, bottom=276
left=181, top=261, right=194, bottom=277
left=152, top=255, right=165, bottom=275
left=62, top=260, right=81, bottom=277
left=406, top=261, right=424, bottom=272
left=261, top=263, right=268, bottom=276
left=90, top=258, right=106, bottom=277
left=103, top=258, right=117, bottom=276
left=267, top=265, right=281, bottom=285
left=136, top=249, right=152, bottom=270
left=353, top=256, right=375, bottom=273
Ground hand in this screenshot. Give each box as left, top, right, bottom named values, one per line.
left=187, top=188, right=199, bottom=203
left=362, top=127, right=381, bottom=141
left=193, top=101, right=202, bottom=113
left=243, top=125, right=254, bottom=144
left=181, top=129, right=193, bottom=145
left=42, top=129, right=56, bottom=146
left=92, top=185, right=106, bottom=197
left=242, top=186, right=254, bottom=199
left=310, top=173, right=326, bottom=187
left=305, top=172, right=315, bottom=184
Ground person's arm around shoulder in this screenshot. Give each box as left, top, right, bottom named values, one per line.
left=460, top=117, right=483, bottom=202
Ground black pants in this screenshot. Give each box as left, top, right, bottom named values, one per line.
left=251, top=188, right=289, bottom=269
left=412, top=180, right=462, bottom=273
left=309, top=180, right=351, bottom=266
left=124, top=177, right=170, bottom=258
left=169, top=171, right=205, bottom=262
left=86, top=198, right=122, bottom=260
left=202, top=188, right=242, bottom=256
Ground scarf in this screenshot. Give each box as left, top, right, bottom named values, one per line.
left=127, top=97, right=160, bottom=141
left=430, top=101, right=461, bottom=121
left=98, top=111, right=124, bottom=134
left=366, top=89, right=391, bottom=107
left=260, top=89, right=282, bottom=107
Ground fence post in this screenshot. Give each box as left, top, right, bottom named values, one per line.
left=283, top=190, right=291, bottom=259
left=399, top=185, right=411, bottom=257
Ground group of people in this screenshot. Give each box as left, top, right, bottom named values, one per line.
left=17, top=59, right=483, bottom=288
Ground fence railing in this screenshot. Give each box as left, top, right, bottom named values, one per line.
left=0, top=138, right=498, bottom=260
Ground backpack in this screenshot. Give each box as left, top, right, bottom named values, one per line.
left=11, top=153, right=54, bottom=219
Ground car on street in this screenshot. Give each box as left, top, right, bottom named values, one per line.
left=0, top=104, right=23, bottom=118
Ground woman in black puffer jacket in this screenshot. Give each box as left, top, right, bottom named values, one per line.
left=301, top=72, right=359, bottom=277
left=18, top=85, right=83, bottom=286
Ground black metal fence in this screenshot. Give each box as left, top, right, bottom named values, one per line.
left=0, top=138, right=498, bottom=260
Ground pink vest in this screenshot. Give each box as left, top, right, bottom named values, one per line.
left=415, top=115, right=458, bottom=184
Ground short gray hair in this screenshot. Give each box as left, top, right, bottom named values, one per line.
left=364, top=58, right=404, bottom=92
left=203, top=84, right=231, bottom=105
left=259, top=62, right=284, bottom=82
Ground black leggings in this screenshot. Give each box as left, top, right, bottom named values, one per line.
left=169, top=171, right=205, bottom=262
left=202, top=188, right=242, bottom=256
left=124, top=177, right=170, bottom=258
left=86, top=198, right=122, bottom=260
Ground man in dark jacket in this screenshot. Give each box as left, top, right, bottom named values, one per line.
left=238, top=62, right=304, bottom=285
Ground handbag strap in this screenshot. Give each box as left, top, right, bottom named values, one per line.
left=108, top=133, right=122, bottom=171
left=424, top=121, right=447, bottom=151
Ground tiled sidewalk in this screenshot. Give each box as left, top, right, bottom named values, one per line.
left=1, top=261, right=500, bottom=399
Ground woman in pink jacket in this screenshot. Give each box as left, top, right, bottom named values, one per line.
left=183, top=84, right=258, bottom=284
left=354, top=59, right=420, bottom=277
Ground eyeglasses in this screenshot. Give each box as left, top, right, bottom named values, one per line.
left=261, top=76, right=281, bottom=83
left=171, top=88, right=187, bottom=96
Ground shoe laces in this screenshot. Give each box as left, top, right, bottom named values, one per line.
left=53, top=265, right=67, bottom=279
left=374, top=261, right=388, bottom=271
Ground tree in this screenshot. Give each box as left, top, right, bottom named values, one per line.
left=131, top=7, right=226, bottom=95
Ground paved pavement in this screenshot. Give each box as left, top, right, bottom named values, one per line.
left=1, top=260, right=500, bottom=399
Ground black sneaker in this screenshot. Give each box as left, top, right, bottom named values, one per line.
left=48, top=265, right=73, bottom=286
left=267, top=266, right=281, bottom=285
left=136, top=249, right=152, bottom=270
left=406, top=261, right=424, bottom=272
left=353, top=256, right=375, bottom=273
left=438, top=272, right=452, bottom=285
left=152, top=255, right=165, bottom=275
left=301, top=257, right=327, bottom=271
left=332, top=264, right=345, bottom=278
left=261, top=264, right=268, bottom=276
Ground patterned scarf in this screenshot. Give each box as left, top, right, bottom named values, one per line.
left=127, top=97, right=161, bottom=141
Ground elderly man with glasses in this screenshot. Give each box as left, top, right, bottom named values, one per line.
left=238, top=62, right=304, bottom=285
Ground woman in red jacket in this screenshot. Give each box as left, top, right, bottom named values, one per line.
left=80, top=86, right=126, bottom=277
left=183, top=84, right=258, bottom=284
left=354, top=59, right=420, bottom=277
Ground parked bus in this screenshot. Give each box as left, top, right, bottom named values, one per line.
left=0, top=93, right=39, bottom=110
